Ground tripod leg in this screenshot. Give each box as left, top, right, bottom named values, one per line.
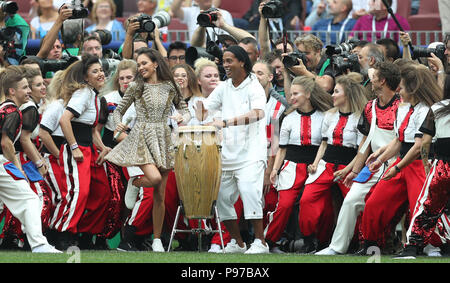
left=198, top=219, right=202, bottom=252
left=214, top=204, right=225, bottom=253
left=167, top=205, right=182, bottom=252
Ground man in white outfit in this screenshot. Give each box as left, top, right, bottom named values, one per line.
left=0, top=66, right=61, bottom=253
left=196, top=45, right=269, bottom=254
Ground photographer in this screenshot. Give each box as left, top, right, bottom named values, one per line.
left=190, top=9, right=255, bottom=49
left=287, top=34, right=335, bottom=93
left=36, top=4, right=73, bottom=60
left=357, top=42, right=385, bottom=98
left=121, top=14, right=166, bottom=60
left=0, top=3, right=30, bottom=66
left=171, top=0, right=234, bottom=43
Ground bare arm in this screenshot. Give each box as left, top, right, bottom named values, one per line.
left=170, top=0, right=185, bottom=20
left=1, top=134, right=23, bottom=172
left=59, top=110, right=84, bottom=162
left=19, top=130, right=47, bottom=175
left=258, top=1, right=271, bottom=57
left=121, top=18, right=140, bottom=60
left=420, top=133, right=433, bottom=175
left=36, top=5, right=72, bottom=58
left=39, top=128, right=60, bottom=158
left=308, top=140, right=327, bottom=174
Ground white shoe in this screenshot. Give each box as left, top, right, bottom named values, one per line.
left=32, top=244, right=62, bottom=253
left=223, top=239, right=247, bottom=253
left=152, top=238, right=165, bottom=252
left=245, top=239, right=270, bottom=254
left=424, top=244, right=442, bottom=257
left=208, top=243, right=222, bottom=253
left=270, top=246, right=285, bottom=254
left=125, top=177, right=140, bottom=209
left=315, top=247, right=339, bottom=255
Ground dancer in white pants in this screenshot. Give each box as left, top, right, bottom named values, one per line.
left=0, top=66, right=60, bottom=253
left=316, top=62, right=401, bottom=255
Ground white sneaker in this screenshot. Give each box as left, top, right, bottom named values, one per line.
left=125, top=177, right=140, bottom=209
left=223, top=239, right=247, bottom=253
left=208, top=243, right=222, bottom=253
left=152, top=238, right=165, bottom=252
left=424, top=244, right=442, bottom=257
left=245, top=239, right=270, bottom=254
left=315, top=247, right=339, bottom=255
left=32, top=244, right=62, bottom=253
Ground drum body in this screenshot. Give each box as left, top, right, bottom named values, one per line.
left=174, top=126, right=222, bottom=219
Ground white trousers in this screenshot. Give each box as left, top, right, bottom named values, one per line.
left=217, top=161, right=265, bottom=221
left=0, top=155, right=48, bottom=249
left=329, top=163, right=386, bottom=253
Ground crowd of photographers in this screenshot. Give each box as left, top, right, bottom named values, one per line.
left=0, top=0, right=449, bottom=256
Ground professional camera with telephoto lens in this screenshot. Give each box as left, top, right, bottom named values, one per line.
left=132, top=10, right=171, bottom=33
left=20, top=55, right=80, bottom=75
left=93, top=29, right=112, bottom=45
left=197, top=7, right=219, bottom=28
left=69, top=0, right=88, bottom=19
left=0, top=26, right=16, bottom=41
left=412, top=44, right=446, bottom=63
left=325, top=38, right=360, bottom=56
left=0, top=1, right=18, bottom=14
left=331, top=53, right=360, bottom=76
left=283, top=50, right=308, bottom=68
left=261, top=0, right=284, bottom=18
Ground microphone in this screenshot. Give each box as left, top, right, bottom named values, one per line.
left=113, top=116, right=133, bottom=141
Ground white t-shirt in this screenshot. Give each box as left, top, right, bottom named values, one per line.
left=181, top=6, right=234, bottom=42
left=203, top=73, right=267, bottom=171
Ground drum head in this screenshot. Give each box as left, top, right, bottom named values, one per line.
left=178, top=125, right=217, bottom=133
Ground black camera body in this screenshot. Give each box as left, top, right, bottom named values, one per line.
left=133, top=14, right=157, bottom=33
left=197, top=8, right=219, bottom=28
left=0, top=1, right=18, bottom=14
left=261, top=0, right=284, bottom=18
left=331, top=53, right=360, bottom=76
left=283, top=51, right=307, bottom=68
left=412, top=44, right=446, bottom=63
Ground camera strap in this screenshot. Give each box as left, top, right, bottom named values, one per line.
left=266, top=19, right=286, bottom=51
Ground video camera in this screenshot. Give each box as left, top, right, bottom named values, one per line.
left=261, top=0, right=284, bottom=18
left=325, top=39, right=361, bottom=76
left=283, top=50, right=308, bottom=68
left=0, top=1, right=18, bottom=14
left=132, top=11, right=171, bottom=33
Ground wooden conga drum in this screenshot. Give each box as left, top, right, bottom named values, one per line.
left=174, top=125, right=222, bottom=219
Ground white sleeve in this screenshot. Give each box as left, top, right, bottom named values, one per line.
left=248, top=80, right=266, bottom=111
left=66, top=88, right=90, bottom=117
left=203, top=83, right=223, bottom=113
left=321, top=111, right=331, bottom=141
left=279, top=116, right=291, bottom=146
left=40, top=102, right=62, bottom=133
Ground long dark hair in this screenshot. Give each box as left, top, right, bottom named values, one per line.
left=60, top=54, right=101, bottom=106
left=135, top=48, right=181, bottom=98
left=400, top=64, right=442, bottom=107
left=435, top=74, right=450, bottom=119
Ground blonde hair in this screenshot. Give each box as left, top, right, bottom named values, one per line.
left=332, top=75, right=368, bottom=116
left=101, top=59, right=137, bottom=96
left=294, top=34, right=323, bottom=52
left=90, top=0, right=117, bottom=23
left=40, top=70, right=65, bottom=113
left=194, top=57, right=218, bottom=78
left=285, top=76, right=333, bottom=115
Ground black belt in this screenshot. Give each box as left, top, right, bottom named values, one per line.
left=71, top=121, right=93, bottom=146
left=283, top=145, right=319, bottom=164
left=323, top=144, right=357, bottom=165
